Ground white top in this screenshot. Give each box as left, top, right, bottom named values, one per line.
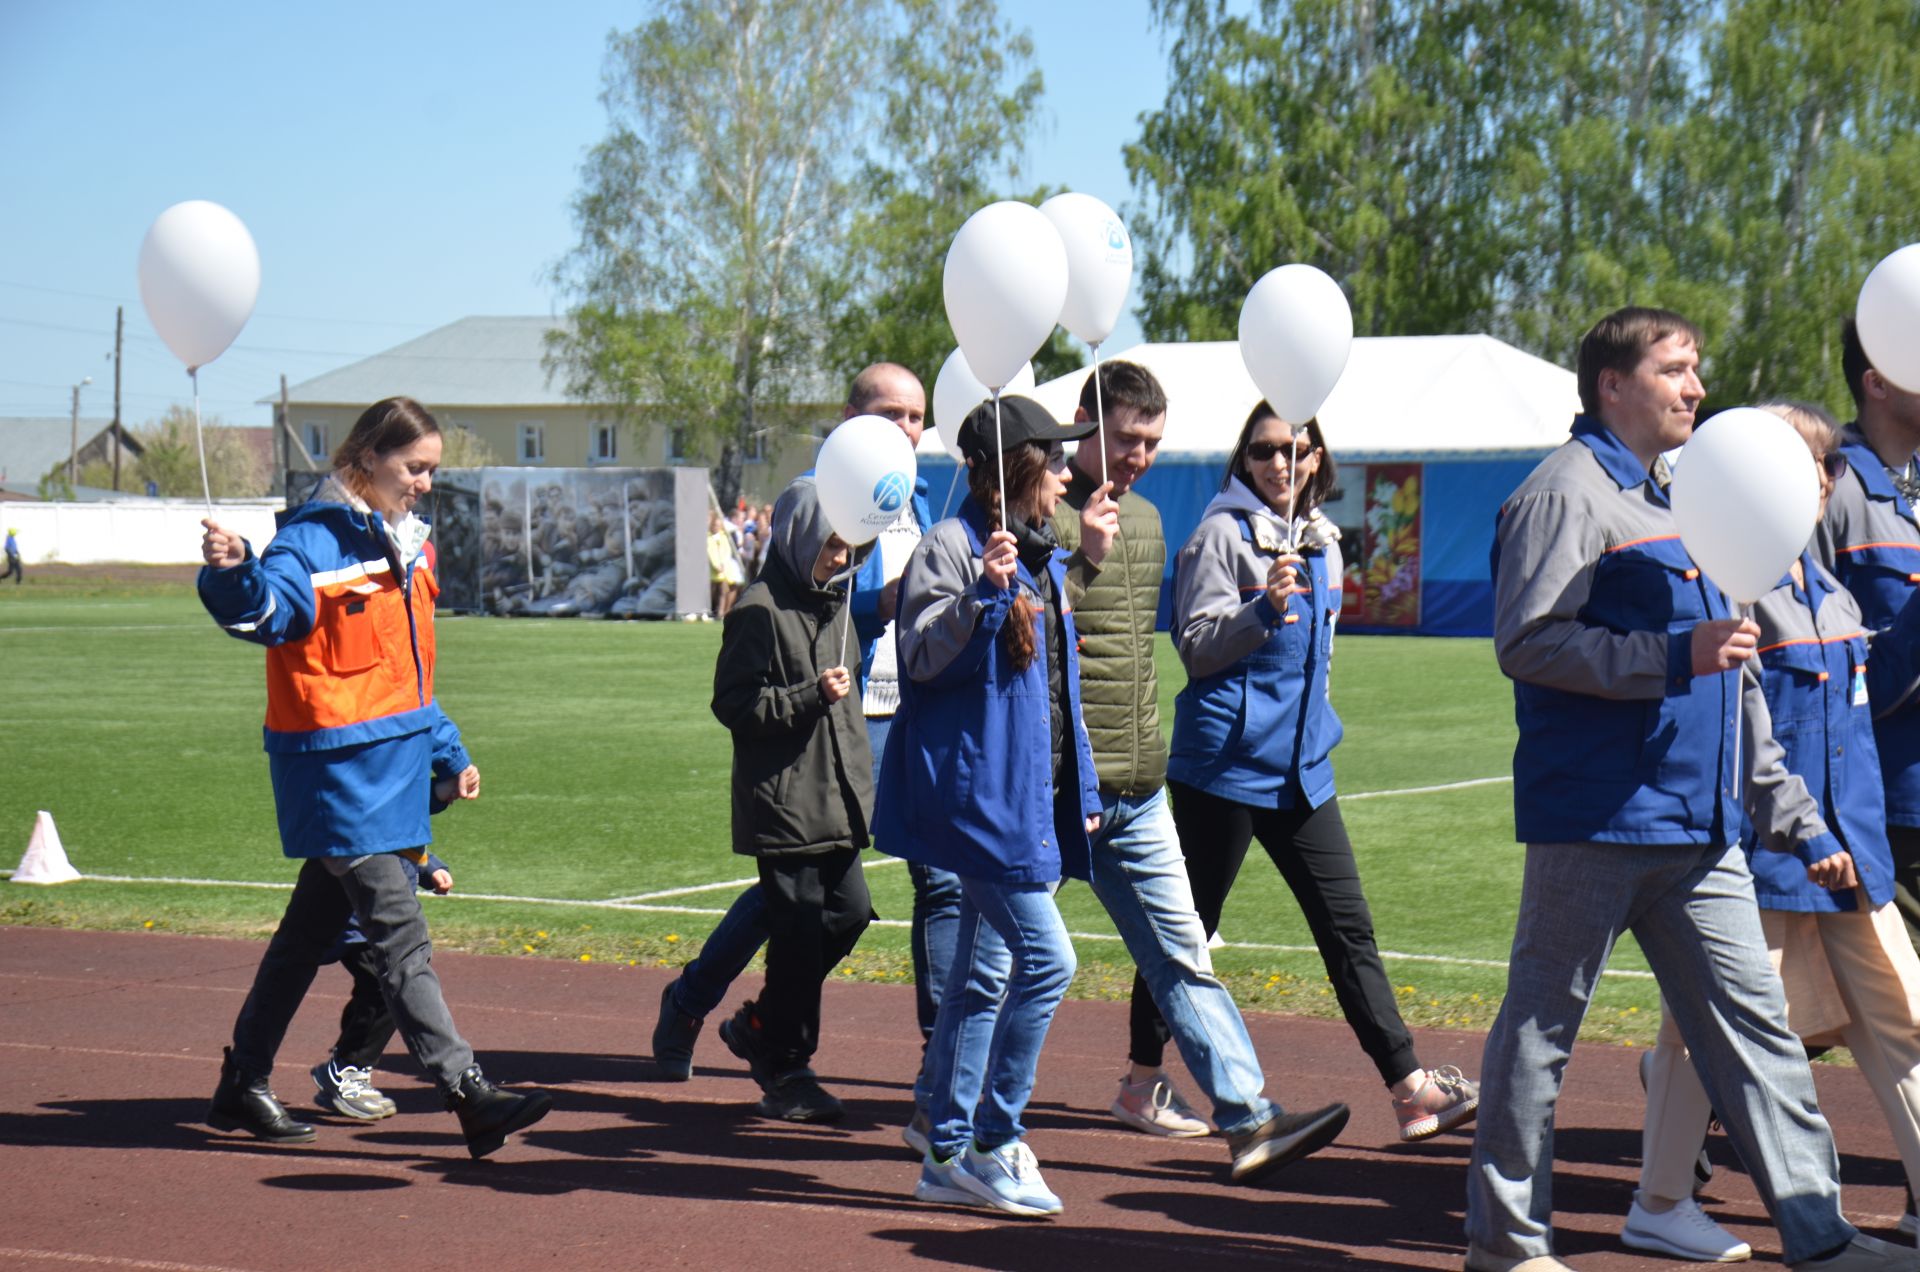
left=862, top=502, right=922, bottom=716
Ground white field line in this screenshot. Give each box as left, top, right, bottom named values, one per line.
left=0, top=623, right=207, bottom=635
left=0, top=1247, right=268, bottom=1272
left=602, top=856, right=903, bottom=904
left=1342, top=774, right=1513, bottom=799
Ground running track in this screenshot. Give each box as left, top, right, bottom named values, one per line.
left=0, top=926, right=1909, bottom=1269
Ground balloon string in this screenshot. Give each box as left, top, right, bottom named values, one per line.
left=993, top=390, right=1006, bottom=532
left=939, top=466, right=959, bottom=521
left=1732, top=599, right=1749, bottom=808
left=839, top=568, right=854, bottom=670
left=1091, top=342, right=1108, bottom=487
left=1285, top=419, right=1298, bottom=549
left=192, top=367, right=212, bottom=517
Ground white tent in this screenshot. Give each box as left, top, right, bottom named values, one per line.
left=918, top=334, right=1580, bottom=459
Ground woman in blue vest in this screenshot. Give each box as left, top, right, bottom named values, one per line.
left=874, top=396, right=1103, bottom=1217
left=1145, top=399, right=1479, bottom=1142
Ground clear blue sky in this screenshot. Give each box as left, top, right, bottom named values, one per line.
left=0, top=1, right=1169, bottom=429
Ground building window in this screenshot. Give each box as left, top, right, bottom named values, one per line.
left=302, top=422, right=327, bottom=463
left=593, top=423, right=618, bottom=463
left=518, top=422, right=545, bottom=463
left=668, top=427, right=688, bottom=463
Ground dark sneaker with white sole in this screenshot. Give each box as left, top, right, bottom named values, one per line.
left=757, top=1068, right=844, bottom=1123
left=1226, top=1102, right=1349, bottom=1184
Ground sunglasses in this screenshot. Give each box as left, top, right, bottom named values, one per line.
left=1246, top=440, right=1315, bottom=464
left=1044, top=445, right=1069, bottom=473
left=1817, top=451, right=1849, bottom=482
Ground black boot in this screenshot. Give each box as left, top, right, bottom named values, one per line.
left=208, top=1046, right=316, bottom=1144
left=445, top=1066, right=553, bottom=1160
left=651, top=981, right=704, bottom=1082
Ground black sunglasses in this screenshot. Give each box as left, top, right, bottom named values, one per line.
left=1819, top=451, right=1850, bottom=482
left=1246, top=440, right=1315, bottom=464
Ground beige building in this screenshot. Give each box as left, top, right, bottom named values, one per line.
left=270, top=316, right=833, bottom=504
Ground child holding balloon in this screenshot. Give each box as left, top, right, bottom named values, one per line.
left=709, top=477, right=875, bottom=1123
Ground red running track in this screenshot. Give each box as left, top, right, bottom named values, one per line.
left=0, top=926, right=1909, bottom=1270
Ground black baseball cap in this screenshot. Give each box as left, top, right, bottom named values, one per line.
left=957, top=394, right=1097, bottom=463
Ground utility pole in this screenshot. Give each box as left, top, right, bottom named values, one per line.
left=67, top=376, right=91, bottom=491
left=111, top=306, right=124, bottom=492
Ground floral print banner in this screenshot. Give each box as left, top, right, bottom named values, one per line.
left=1355, top=463, right=1421, bottom=627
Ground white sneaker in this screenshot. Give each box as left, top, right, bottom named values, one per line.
left=1109, top=1071, right=1211, bottom=1138
left=1622, top=1196, right=1752, bottom=1263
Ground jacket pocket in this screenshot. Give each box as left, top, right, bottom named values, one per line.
left=317, top=587, right=382, bottom=675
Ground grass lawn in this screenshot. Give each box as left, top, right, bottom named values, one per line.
left=0, top=565, right=1664, bottom=1045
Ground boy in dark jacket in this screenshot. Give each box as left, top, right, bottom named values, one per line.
left=711, top=478, right=876, bottom=1122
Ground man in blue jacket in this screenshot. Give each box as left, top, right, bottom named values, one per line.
left=1466, top=308, right=1899, bottom=1272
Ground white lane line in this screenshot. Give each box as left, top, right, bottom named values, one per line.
left=1343, top=775, right=1513, bottom=799
left=602, top=856, right=903, bottom=904
left=0, top=1248, right=267, bottom=1272
left=0, top=624, right=207, bottom=635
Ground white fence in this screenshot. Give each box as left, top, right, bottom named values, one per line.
left=3, top=500, right=284, bottom=566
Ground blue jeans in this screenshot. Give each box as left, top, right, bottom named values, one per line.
left=1466, top=841, right=1854, bottom=1266
left=1087, top=788, right=1277, bottom=1136
left=924, top=879, right=1074, bottom=1158
left=672, top=883, right=767, bottom=1020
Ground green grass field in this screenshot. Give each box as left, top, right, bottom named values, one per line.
left=0, top=566, right=1663, bottom=1044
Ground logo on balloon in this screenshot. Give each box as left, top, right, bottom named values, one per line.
left=1105, top=220, right=1126, bottom=251
left=872, top=471, right=910, bottom=515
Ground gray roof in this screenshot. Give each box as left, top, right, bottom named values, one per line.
left=275, top=316, right=577, bottom=409
left=275, top=314, right=843, bottom=411
left=0, top=417, right=114, bottom=485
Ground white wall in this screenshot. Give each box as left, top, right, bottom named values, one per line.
left=3, top=500, right=284, bottom=565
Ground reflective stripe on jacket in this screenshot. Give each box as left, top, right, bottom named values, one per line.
left=198, top=499, right=468, bottom=859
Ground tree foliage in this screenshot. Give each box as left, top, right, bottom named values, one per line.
left=547, top=0, right=881, bottom=506
left=825, top=0, right=1079, bottom=388
left=1128, top=0, right=1920, bottom=410
left=72, top=406, right=269, bottom=498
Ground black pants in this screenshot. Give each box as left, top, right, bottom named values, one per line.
left=1129, top=781, right=1420, bottom=1087
left=5, top=552, right=20, bottom=584
left=756, top=848, right=872, bottom=1074
left=332, top=942, right=398, bottom=1071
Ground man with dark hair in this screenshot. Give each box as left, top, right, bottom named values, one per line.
left=1467, top=308, right=1898, bottom=1271
left=1051, top=360, right=1349, bottom=1182
left=1817, top=319, right=1920, bottom=957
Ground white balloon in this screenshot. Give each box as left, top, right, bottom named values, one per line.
left=1672, top=407, right=1821, bottom=605
left=942, top=201, right=1067, bottom=391
left=931, top=349, right=1036, bottom=460
left=816, top=414, right=919, bottom=546
left=137, top=201, right=261, bottom=371
left=1858, top=243, right=1920, bottom=394
left=1237, top=264, right=1353, bottom=423
left=1040, top=192, right=1133, bottom=346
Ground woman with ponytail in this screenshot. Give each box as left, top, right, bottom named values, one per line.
left=874, top=395, right=1104, bottom=1217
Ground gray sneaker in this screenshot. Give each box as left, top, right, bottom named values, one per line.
left=312, top=1059, right=396, bottom=1120
left=1792, top=1235, right=1920, bottom=1270
left=1226, top=1102, right=1348, bottom=1184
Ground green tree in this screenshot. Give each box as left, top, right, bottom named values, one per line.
left=824, top=0, right=1078, bottom=387
left=76, top=406, right=269, bottom=498
left=548, top=0, right=881, bottom=506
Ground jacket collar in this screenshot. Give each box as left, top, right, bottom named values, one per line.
left=1571, top=415, right=1662, bottom=501
left=959, top=494, right=1051, bottom=594
left=1839, top=422, right=1909, bottom=511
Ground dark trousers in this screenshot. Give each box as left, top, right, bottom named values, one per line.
left=5, top=551, right=20, bottom=584
left=1129, top=781, right=1420, bottom=1087
left=756, top=848, right=872, bottom=1074
left=229, top=854, right=474, bottom=1090
left=333, top=942, right=398, bottom=1071
left=1886, top=826, right=1920, bottom=960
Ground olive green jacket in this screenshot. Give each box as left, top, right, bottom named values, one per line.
left=1052, top=462, right=1168, bottom=798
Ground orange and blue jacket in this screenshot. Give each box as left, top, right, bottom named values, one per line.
left=198, top=498, right=468, bottom=859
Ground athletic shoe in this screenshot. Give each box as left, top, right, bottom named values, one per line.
left=718, top=1000, right=772, bottom=1091
left=1899, top=1212, right=1917, bottom=1240
left=1463, top=1254, right=1575, bottom=1272
left=1622, top=1196, right=1752, bottom=1262
left=914, top=1150, right=989, bottom=1208
left=1393, top=1065, right=1479, bottom=1141
left=1225, top=1102, right=1349, bottom=1184
left=1109, top=1070, right=1211, bottom=1138
left=1792, top=1234, right=1920, bottom=1269
left=949, top=1140, right=1063, bottom=1217
left=650, top=981, right=703, bottom=1082
left=901, top=1108, right=932, bottom=1156
left=311, top=1059, right=396, bottom=1120
left=757, top=1068, right=844, bottom=1123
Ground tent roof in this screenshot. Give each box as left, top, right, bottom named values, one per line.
left=917, top=334, right=1581, bottom=460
